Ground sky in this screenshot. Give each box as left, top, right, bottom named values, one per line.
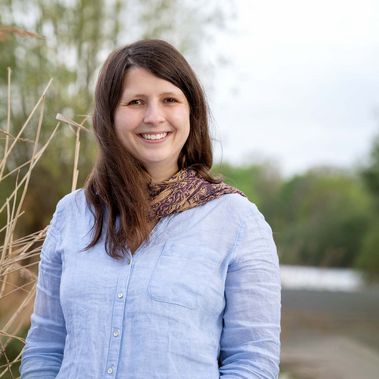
left=206, top=0, right=379, bottom=176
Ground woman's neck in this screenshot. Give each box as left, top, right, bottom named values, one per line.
left=148, top=164, right=179, bottom=184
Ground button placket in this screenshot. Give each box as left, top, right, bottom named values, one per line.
left=104, top=267, right=132, bottom=379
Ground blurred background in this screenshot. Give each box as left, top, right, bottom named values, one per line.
left=1, top=0, right=379, bottom=378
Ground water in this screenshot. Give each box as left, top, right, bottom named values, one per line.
left=280, top=265, right=364, bottom=292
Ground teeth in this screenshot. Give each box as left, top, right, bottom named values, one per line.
left=141, top=132, right=168, bottom=140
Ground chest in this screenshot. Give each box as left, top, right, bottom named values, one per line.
left=59, top=216, right=233, bottom=322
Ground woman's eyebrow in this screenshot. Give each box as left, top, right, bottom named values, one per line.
left=121, top=91, right=184, bottom=98
left=159, top=91, right=183, bottom=97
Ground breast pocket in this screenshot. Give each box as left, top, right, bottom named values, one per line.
left=148, top=243, right=223, bottom=309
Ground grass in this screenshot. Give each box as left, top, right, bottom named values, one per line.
left=0, top=67, right=88, bottom=378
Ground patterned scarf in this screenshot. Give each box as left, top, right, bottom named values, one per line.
left=148, top=168, right=246, bottom=222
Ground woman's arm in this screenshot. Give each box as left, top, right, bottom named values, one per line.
left=219, top=204, right=281, bottom=379
left=20, top=202, right=67, bottom=378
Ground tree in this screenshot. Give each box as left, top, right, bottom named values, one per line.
left=355, top=221, right=379, bottom=279
left=361, top=134, right=379, bottom=208
left=212, top=161, right=282, bottom=214
left=275, top=167, right=371, bottom=267
left=354, top=134, right=379, bottom=277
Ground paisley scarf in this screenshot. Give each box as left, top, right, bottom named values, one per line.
left=148, top=168, right=246, bottom=222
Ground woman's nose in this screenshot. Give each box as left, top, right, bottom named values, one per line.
left=143, top=102, right=165, bottom=125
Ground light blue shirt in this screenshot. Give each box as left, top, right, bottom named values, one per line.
left=20, top=189, right=281, bottom=378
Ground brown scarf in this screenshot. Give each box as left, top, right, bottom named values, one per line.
left=148, top=168, right=246, bottom=222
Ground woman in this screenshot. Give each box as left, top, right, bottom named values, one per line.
left=21, top=40, right=281, bottom=378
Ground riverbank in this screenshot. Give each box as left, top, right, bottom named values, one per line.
left=280, top=288, right=379, bottom=379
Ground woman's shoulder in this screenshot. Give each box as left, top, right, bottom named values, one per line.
left=55, top=188, right=87, bottom=213
left=52, top=189, right=93, bottom=225
left=216, top=193, right=263, bottom=220
left=212, top=193, right=273, bottom=235
left=48, top=189, right=92, bottom=233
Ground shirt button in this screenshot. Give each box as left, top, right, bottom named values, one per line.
left=107, top=367, right=113, bottom=374
left=113, top=328, right=120, bottom=337
left=117, top=292, right=123, bottom=299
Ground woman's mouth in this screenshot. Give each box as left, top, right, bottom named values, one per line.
left=139, top=132, right=169, bottom=141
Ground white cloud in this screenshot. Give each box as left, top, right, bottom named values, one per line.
left=207, top=0, right=379, bottom=175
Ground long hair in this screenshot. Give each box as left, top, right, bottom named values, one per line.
left=85, top=39, right=216, bottom=258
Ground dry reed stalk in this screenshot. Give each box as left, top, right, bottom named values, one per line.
left=0, top=78, right=53, bottom=173
left=0, top=68, right=11, bottom=180
left=0, top=122, right=60, bottom=215
left=0, top=130, right=34, bottom=144
left=55, top=113, right=90, bottom=192
left=0, top=69, right=88, bottom=378
left=0, top=26, right=44, bottom=43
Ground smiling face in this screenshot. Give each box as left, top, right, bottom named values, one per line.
left=114, top=67, right=191, bottom=183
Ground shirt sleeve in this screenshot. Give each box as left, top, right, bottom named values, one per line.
left=20, top=200, right=67, bottom=378
left=219, top=204, right=281, bottom=379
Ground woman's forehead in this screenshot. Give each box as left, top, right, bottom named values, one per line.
left=122, top=67, right=185, bottom=96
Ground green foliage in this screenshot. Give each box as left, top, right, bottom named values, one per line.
left=354, top=220, right=379, bottom=279
left=212, top=161, right=282, bottom=217
left=273, top=168, right=371, bottom=267
left=361, top=134, right=379, bottom=208
left=354, top=134, right=379, bottom=277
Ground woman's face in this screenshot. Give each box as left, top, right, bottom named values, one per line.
left=114, top=67, right=190, bottom=183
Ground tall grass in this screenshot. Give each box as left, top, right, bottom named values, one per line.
left=0, top=68, right=88, bottom=378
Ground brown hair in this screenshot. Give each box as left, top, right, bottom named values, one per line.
left=85, top=39, right=216, bottom=258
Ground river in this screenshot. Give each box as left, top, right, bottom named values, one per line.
left=280, top=264, right=365, bottom=291
left=280, top=265, right=379, bottom=379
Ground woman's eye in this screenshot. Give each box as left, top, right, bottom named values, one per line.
left=128, top=99, right=143, bottom=105
left=164, top=97, right=177, bottom=103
